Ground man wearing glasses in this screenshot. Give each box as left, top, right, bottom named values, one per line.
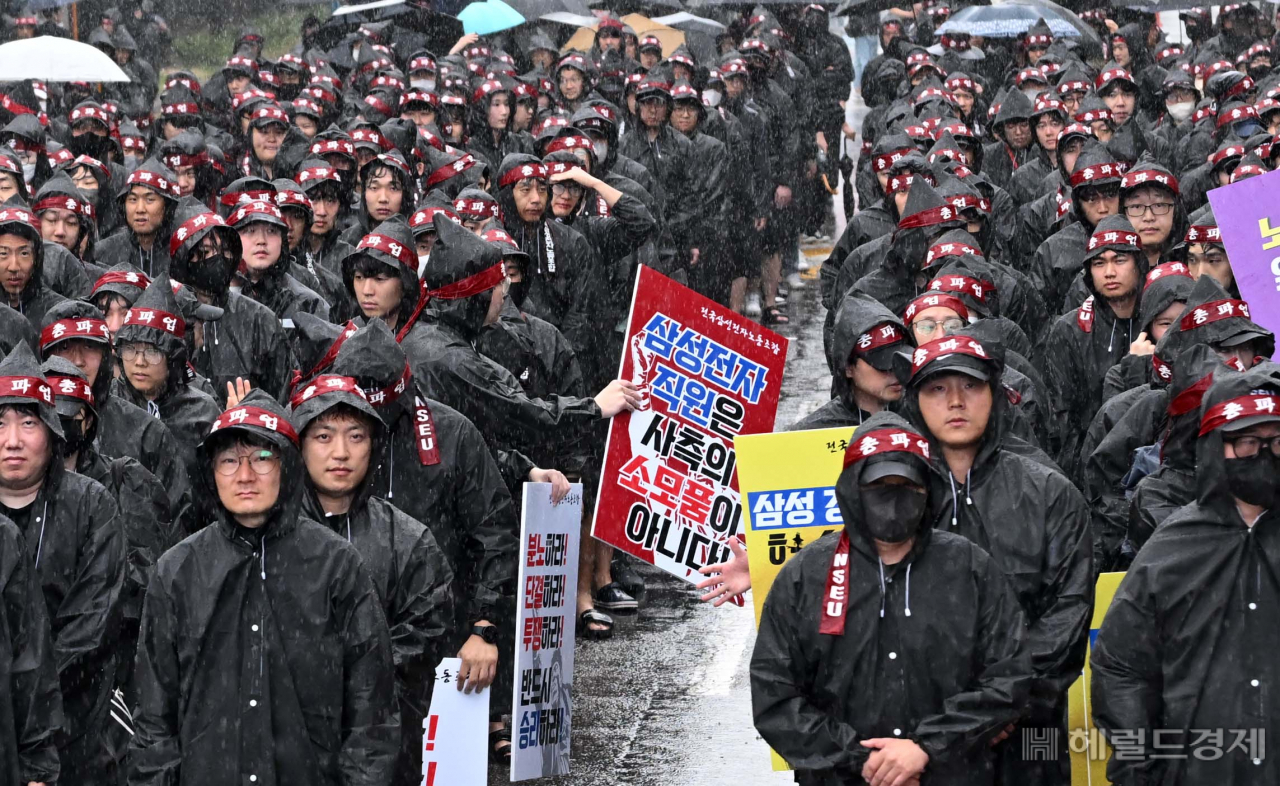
left=130, top=388, right=398, bottom=786
left=1119, top=164, right=1184, bottom=269
left=1094, top=366, right=1280, bottom=784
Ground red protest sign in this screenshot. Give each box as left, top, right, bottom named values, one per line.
left=590, top=266, right=788, bottom=582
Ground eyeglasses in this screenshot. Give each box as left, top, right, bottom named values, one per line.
left=214, top=449, right=280, bottom=476
left=551, top=182, right=584, bottom=197
left=1224, top=434, right=1280, bottom=458
left=118, top=343, right=164, bottom=364
left=913, top=317, right=966, bottom=337
left=1124, top=202, right=1174, bottom=218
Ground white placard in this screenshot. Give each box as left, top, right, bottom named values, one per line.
left=510, top=482, right=582, bottom=782
left=423, top=657, right=488, bottom=786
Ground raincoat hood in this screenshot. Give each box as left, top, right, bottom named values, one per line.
left=38, top=298, right=114, bottom=409
left=329, top=318, right=414, bottom=427
left=889, top=177, right=967, bottom=279
left=0, top=196, right=44, bottom=307
left=1193, top=362, right=1280, bottom=511
left=114, top=272, right=191, bottom=394
left=0, top=340, right=62, bottom=441
left=1137, top=261, right=1194, bottom=335
left=340, top=214, right=420, bottom=331
left=1155, top=274, right=1275, bottom=363
left=422, top=213, right=504, bottom=341
left=829, top=292, right=910, bottom=405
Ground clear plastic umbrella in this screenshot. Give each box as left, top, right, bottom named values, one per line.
left=0, top=35, right=130, bottom=82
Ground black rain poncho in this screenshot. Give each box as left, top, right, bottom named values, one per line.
left=1092, top=362, right=1280, bottom=785
left=751, top=410, right=1030, bottom=786
left=130, top=390, right=399, bottom=786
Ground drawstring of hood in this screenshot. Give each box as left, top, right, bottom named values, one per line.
left=146, top=400, right=161, bottom=418
left=1108, top=318, right=1117, bottom=353
left=947, top=469, right=973, bottom=527
left=904, top=563, right=913, bottom=617
left=387, top=431, right=395, bottom=499
left=32, top=499, right=48, bottom=568
left=878, top=557, right=887, bottom=618
left=260, top=536, right=266, bottom=580
left=876, top=555, right=914, bottom=618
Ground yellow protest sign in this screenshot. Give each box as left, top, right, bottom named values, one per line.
left=736, top=426, right=856, bottom=771
left=1067, top=571, right=1125, bottom=786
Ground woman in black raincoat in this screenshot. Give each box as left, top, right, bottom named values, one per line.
left=225, top=197, right=329, bottom=325
left=467, top=76, right=533, bottom=171
left=1092, top=362, right=1280, bottom=785
left=288, top=370, right=456, bottom=785
left=899, top=332, right=1093, bottom=785
left=751, top=410, right=1030, bottom=786
left=129, top=389, right=399, bottom=786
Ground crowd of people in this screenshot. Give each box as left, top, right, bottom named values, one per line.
left=0, top=0, right=1277, bottom=785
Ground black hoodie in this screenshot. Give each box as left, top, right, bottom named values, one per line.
left=1092, top=362, right=1280, bottom=785
left=751, top=411, right=1030, bottom=786
left=0, top=199, right=67, bottom=333
left=130, top=389, right=399, bottom=786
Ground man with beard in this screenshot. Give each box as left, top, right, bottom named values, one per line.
left=1040, top=214, right=1146, bottom=481
left=792, top=293, right=910, bottom=430
left=129, top=390, right=398, bottom=786
left=901, top=333, right=1092, bottom=784
left=289, top=371, right=455, bottom=784
left=0, top=342, right=124, bottom=785
left=1093, top=363, right=1280, bottom=784
left=751, top=410, right=1030, bottom=786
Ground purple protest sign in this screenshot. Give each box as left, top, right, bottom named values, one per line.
left=1206, top=170, right=1280, bottom=339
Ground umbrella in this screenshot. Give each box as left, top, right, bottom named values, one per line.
left=540, top=11, right=599, bottom=26
left=458, top=0, right=526, bottom=34
left=936, top=0, right=1096, bottom=40
left=504, top=0, right=594, bottom=17
left=0, top=36, right=129, bottom=82
left=653, top=11, right=728, bottom=35
left=561, top=13, right=686, bottom=56
left=328, top=1, right=466, bottom=60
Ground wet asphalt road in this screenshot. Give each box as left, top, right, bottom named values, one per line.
left=491, top=249, right=832, bottom=786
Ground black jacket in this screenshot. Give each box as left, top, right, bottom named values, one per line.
left=751, top=414, right=1029, bottom=786
left=191, top=290, right=299, bottom=404
left=130, top=391, right=399, bottom=786
left=801, top=291, right=905, bottom=431
left=237, top=261, right=331, bottom=326
left=95, top=230, right=172, bottom=280
left=1091, top=364, right=1280, bottom=785
left=0, top=516, right=62, bottom=786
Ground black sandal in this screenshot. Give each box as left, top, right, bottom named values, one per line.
left=764, top=306, right=790, bottom=325
left=489, top=726, right=513, bottom=764
left=577, top=608, right=614, bottom=640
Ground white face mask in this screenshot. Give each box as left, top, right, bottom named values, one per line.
left=1022, top=88, right=1042, bottom=103
left=1166, top=101, right=1195, bottom=122
left=593, top=140, right=608, bottom=163
left=417, top=252, right=430, bottom=277
left=411, top=77, right=436, bottom=92
left=21, top=163, right=35, bottom=181
left=703, top=89, right=723, bottom=108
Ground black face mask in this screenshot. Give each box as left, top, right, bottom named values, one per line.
left=69, top=131, right=112, bottom=161
left=859, top=484, right=927, bottom=543
left=179, top=251, right=236, bottom=296
left=59, top=416, right=90, bottom=455
left=1225, top=453, right=1280, bottom=508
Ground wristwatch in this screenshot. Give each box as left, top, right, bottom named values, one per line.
left=472, top=624, right=498, bottom=645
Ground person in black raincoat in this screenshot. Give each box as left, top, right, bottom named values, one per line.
left=1013, top=121, right=1090, bottom=267
left=899, top=332, right=1092, bottom=784
left=0, top=341, right=124, bottom=785
left=493, top=154, right=602, bottom=358
left=981, top=89, right=1034, bottom=192
left=95, top=159, right=183, bottom=281
left=0, top=506, right=62, bottom=786
left=751, top=410, right=1030, bottom=786
left=1125, top=343, right=1231, bottom=561
left=295, top=157, right=356, bottom=278
left=792, top=292, right=911, bottom=431
left=323, top=317, right=527, bottom=760
left=467, top=76, right=533, bottom=171
left=1092, top=361, right=1280, bottom=785
left=341, top=215, right=425, bottom=347
left=1040, top=213, right=1147, bottom=481
left=1100, top=261, right=1195, bottom=401
left=0, top=200, right=67, bottom=334
left=667, top=79, right=731, bottom=302
left=288, top=370, right=455, bottom=784
left=226, top=197, right=329, bottom=324
left=273, top=178, right=350, bottom=314
left=618, top=79, right=698, bottom=261
left=167, top=200, right=298, bottom=403
left=111, top=273, right=221, bottom=481
left=338, top=149, right=417, bottom=248
left=1007, top=96, right=1067, bottom=205
left=33, top=173, right=98, bottom=279
left=1029, top=141, right=1126, bottom=313
left=129, top=389, right=399, bottom=786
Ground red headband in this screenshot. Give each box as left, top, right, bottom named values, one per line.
left=297, top=165, right=342, bottom=186
left=34, top=195, right=93, bottom=220
left=124, top=307, right=185, bottom=338
left=47, top=375, right=94, bottom=406
left=92, top=269, right=150, bottom=294
left=289, top=374, right=368, bottom=409
left=427, top=262, right=505, bottom=301
left=1145, top=261, right=1192, bottom=287
left=924, top=240, right=982, bottom=268
left=0, top=376, right=52, bottom=406
left=425, top=154, right=477, bottom=188
left=1069, top=161, right=1127, bottom=187
left=929, top=274, right=992, bottom=304
left=169, top=211, right=227, bottom=256
left=1184, top=224, right=1221, bottom=244
left=499, top=162, right=548, bottom=188
left=909, top=334, right=987, bottom=374
left=365, top=362, right=413, bottom=407
left=311, top=137, right=356, bottom=158
left=1087, top=228, right=1140, bottom=251
left=0, top=207, right=39, bottom=230
left=453, top=197, right=501, bottom=221
left=855, top=323, right=905, bottom=355
left=1201, top=394, right=1280, bottom=435
left=410, top=206, right=460, bottom=230
left=127, top=169, right=180, bottom=197
left=209, top=405, right=299, bottom=445
left=873, top=147, right=915, bottom=173
left=1181, top=299, right=1251, bottom=331
left=904, top=293, right=970, bottom=324
left=40, top=317, right=110, bottom=348
left=356, top=232, right=416, bottom=270
left=898, top=203, right=966, bottom=230
left=1211, top=144, right=1246, bottom=166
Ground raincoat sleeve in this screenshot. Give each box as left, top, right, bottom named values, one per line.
left=912, top=553, right=1030, bottom=766
left=750, top=555, right=866, bottom=773
left=53, top=489, right=125, bottom=724
left=129, top=559, right=182, bottom=786
left=1037, top=316, right=1084, bottom=479
left=1084, top=395, right=1162, bottom=572
left=2, top=521, right=63, bottom=785
left=1090, top=562, right=1164, bottom=786
left=335, top=553, right=400, bottom=786
left=558, top=233, right=606, bottom=362
left=1023, top=477, right=1094, bottom=707
left=387, top=509, right=456, bottom=699
left=691, top=140, right=729, bottom=257
left=454, top=419, right=520, bottom=627
left=588, top=193, right=656, bottom=262
left=495, top=448, right=537, bottom=498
